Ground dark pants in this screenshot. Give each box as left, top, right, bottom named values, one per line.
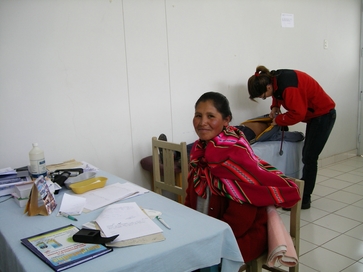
left=302, top=109, right=336, bottom=202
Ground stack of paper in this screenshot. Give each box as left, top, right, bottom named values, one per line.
left=95, top=202, right=165, bottom=247
left=0, top=167, right=32, bottom=196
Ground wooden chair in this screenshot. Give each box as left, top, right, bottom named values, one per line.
left=239, top=179, right=304, bottom=272
left=151, top=136, right=188, bottom=204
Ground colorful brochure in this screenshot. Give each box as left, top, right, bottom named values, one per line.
left=21, top=224, right=112, bottom=271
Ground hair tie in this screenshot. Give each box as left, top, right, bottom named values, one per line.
left=254, top=72, right=259, bottom=77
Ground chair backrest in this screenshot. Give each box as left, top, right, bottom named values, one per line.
left=239, top=178, right=304, bottom=272
left=151, top=137, right=188, bottom=204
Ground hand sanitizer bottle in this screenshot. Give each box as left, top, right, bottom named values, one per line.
left=29, top=143, right=47, bottom=178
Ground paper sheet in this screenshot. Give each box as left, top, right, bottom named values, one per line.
left=96, top=202, right=163, bottom=242
left=81, top=208, right=165, bottom=248
left=281, top=13, right=294, bottom=28
left=58, top=193, right=86, bottom=215
left=122, top=181, right=149, bottom=198
left=81, top=183, right=139, bottom=212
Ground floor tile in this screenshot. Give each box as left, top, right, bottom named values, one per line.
left=312, top=197, right=349, bottom=213
left=345, top=223, right=363, bottom=240
left=312, top=184, right=338, bottom=197
left=322, top=234, right=363, bottom=261
left=313, top=213, right=361, bottom=233
left=300, top=223, right=340, bottom=245
left=345, top=224, right=363, bottom=241
left=299, top=247, right=355, bottom=271
left=341, top=261, right=363, bottom=272
left=311, top=194, right=320, bottom=203
left=343, top=183, right=363, bottom=196
left=323, top=163, right=358, bottom=173
left=350, top=163, right=363, bottom=172
left=299, top=239, right=318, bottom=255
left=319, top=178, right=353, bottom=190
left=317, top=168, right=345, bottom=178
left=300, top=207, right=329, bottom=222
left=341, top=159, right=363, bottom=168
left=298, top=263, right=319, bottom=271
left=316, top=174, right=330, bottom=183
left=300, top=219, right=310, bottom=228
left=335, top=173, right=363, bottom=183
left=352, top=198, right=363, bottom=207
left=337, top=158, right=363, bottom=165
left=325, top=191, right=363, bottom=205
left=349, top=170, right=363, bottom=176
left=335, top=205, right=363, bottom=222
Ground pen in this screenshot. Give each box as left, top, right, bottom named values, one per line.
left=59, top=211, right=78, bottom=221
left=156, top=216, right=170, bottom=229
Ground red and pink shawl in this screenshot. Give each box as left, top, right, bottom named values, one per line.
left=189, top=126, right=301, bottom=208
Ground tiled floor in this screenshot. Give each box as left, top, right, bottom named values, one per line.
left=275, top=155, right=363, bottom=272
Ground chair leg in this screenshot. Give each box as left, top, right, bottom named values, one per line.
left=249, top=260, right=263, bottom=272
left=289, top=264, right=299, bottom=272
left=149, top=172, right=154, bottom=191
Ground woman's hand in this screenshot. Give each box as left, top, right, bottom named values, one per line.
left=269, top=107, right=280, bottom=118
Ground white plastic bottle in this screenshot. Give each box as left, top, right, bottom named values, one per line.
left=29, top=143, right=47, bottom=178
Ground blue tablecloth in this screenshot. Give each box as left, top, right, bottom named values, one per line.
left=0, top=171, right=243, bottom=272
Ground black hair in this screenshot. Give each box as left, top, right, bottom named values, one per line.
left=195, top=92, right=233, bottom=121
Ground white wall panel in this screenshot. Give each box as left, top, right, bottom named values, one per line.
left=0, top=0, right=134, bottom=181
left=122, top=0, right=172, bottom=187
left=0, top=0, right=361, bottom=188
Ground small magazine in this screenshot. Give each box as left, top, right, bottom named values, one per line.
left=21, top=224, right=112, bottom=271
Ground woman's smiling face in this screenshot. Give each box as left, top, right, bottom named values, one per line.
left=193, top=100, right=230, bottom=141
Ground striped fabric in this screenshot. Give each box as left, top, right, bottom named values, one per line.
left=189, top=126, right=301, bottom=208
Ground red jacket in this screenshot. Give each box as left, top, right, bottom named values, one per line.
left=271, top=70, right=335, bottom=126
left=185, top=187, right=267, bottom=263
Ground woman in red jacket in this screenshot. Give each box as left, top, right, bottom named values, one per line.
left=247, top=65, right=336, bottom=210
left=185, top=91, right=301, bottom=263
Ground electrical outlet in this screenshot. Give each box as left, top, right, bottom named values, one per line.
left=324, top=39, right=328, bottom=49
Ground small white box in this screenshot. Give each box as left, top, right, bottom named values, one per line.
left=13, top=183, right=33, bottom=207
left=15, top=183, right=33, bottom=199
left=13, top=196, right=29, bottom=208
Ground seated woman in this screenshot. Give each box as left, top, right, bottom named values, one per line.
left=184, top=92, right=301, bottom=263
